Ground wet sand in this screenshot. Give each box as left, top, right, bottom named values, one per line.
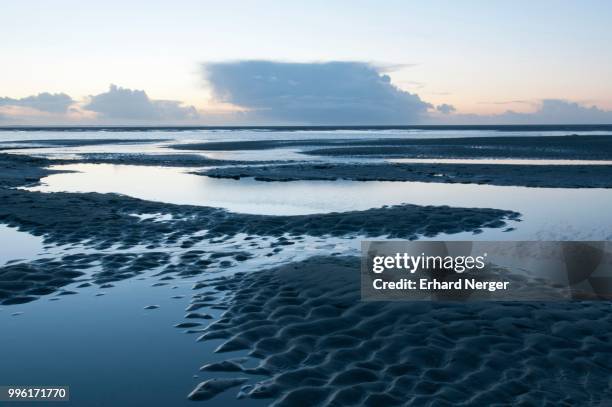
left=199, top=162, right=612, bottom=188
left=0, top=152, right=517, bottom=306
left=1, top=132, right=611, bottom=405
left=73, top=152, right=264, bottom=167
left=0, top=138, right=168, bottom=150
left=171, top=134, right=612, bottom=160
left=192, top=256, right=612, bottom=406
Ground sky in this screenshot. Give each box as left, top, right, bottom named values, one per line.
left=1, top=0, right=612, bottom=125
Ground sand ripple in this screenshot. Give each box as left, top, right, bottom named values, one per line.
left=193, top=256, right=612, bottom=406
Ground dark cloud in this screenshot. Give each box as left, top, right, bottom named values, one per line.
left=83, top=84, right=198, bottom=121
left=436, top=103, right=456, bottom=114
left=203, top=61, right=432, bottom=124
left=0, top=92, right=74, bottom=113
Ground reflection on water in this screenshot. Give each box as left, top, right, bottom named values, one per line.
left=5, top=142, right=181, bottom=159
left=0, top=230, right=350, bottom=406
left=30, top=163, right=612, bottom=240
left=0, top=269, right=266, bottom=407
left=0, top=276, right=202, bottom=406
left=195, top=147, right=313, bottom=162
left=0, top=225, right=44, bottom=265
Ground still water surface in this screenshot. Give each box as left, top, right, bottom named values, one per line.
left=29, top=163, right=612, bottom=241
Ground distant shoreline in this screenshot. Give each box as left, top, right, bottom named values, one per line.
left=1, top=124, right=612, bottom=132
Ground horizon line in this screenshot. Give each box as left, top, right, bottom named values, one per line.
left=1, top=124, right=612, bottom=132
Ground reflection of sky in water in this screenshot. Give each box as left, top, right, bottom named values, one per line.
left=0, top=276, right=204, bottom=406
left=4, top=141, right=178, bottom=158
left=0, top=225, right=45, bottom=265
left=194, top=147, right=317, bottom=162
left=30, top=163, right=612, bottom=240
left=0, top=230, right=351, bottom=407
left=0, top=268, right=267, bottom=407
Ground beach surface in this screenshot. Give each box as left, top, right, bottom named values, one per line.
left=1, top=128, right=612, bottom=405
left=192, top=255, right=612, bottom=406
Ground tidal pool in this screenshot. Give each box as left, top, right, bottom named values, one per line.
left=29, top=163, right=612, bottom=240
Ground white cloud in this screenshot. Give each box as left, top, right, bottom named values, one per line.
left=83, top=84, right=198, bottom=121
left=0, top=92, right=74, bottom=113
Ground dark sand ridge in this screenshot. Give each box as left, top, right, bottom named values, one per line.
left=1, top=147, right=283, bottom=168
left=0, top=248, right=256, bottom=305
left=171, top=139, right=352, bottom=151
left=0, top=138, right=265, bottom=168
left=72, top=152, right=275, bottom=167
left=0, top=153, right=519, bottom=305
left=0, top=252, right=171, bottom=305
left=0, top=137, right=269, bottom=167
left=199, top=162, right=612, bottom=188
left=0, top=189, right=517, bottom=249
left=189, top=256, right=612, bottom=406
left=170, top=135, right=612, bottom=160
left=0, top=153, right=69, bottom=188
left=0, top=138, right=168, bottom=150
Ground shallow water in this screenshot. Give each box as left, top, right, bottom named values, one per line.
left=31, top=163, right=612, bottom=240
left=0, top=275, right=201, bottom=406
left=0, top=227, right=356, bottom=406
left=5, top=142, right=175, bottom=158
left=0, top=225, right=45, bottom=266
left=0, top=268, right=268, bottom=407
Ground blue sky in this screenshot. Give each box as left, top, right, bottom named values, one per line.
left=1, top=0, right=612, bottom=124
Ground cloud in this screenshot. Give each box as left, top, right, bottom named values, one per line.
left=0, top=92, right=74, bottom=113
left=504, top=99, right=612, bottom=124
left=83, top=84, right=198, bottom=121
left=477, top=100, right=533, bottom=106
left=437, top=99, right=612, bottom=125
left=436, top=103, right=456, bottom=114
left=203, top=61, right=432, bottom=124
